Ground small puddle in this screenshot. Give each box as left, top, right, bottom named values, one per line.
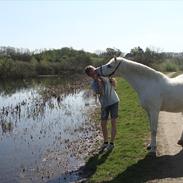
left=0, top=78, right=101, bottom=182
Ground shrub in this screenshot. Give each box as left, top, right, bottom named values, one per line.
left=160, top=62, right=178, bottom=72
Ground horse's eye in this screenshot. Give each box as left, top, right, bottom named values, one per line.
left=107, top=64, right=112, bottom=68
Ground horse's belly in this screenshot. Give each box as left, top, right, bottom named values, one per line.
left=161, top=97, right=183, bottom=112
left=161, top=106, right=183, bottom=112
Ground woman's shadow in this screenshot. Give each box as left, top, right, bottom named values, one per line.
left=104, top=149, right=183, bottom=183
left=47, top=149, right=112, bottom=183
left=47, top=149, right=183, bottom=183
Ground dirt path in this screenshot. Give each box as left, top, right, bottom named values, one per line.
left=147, top=111, right=183, bottom=183
left=147, top=72, right=183, bottom=183
left=157, top=112, right=183, bottom=156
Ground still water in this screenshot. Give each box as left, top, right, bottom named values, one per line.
left=0, top=77, right=101, bottom=183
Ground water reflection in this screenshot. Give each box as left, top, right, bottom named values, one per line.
left=0, top=77, right=101, bottom=183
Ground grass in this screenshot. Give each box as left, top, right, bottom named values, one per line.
left=84, top=77, right=151, bottom=183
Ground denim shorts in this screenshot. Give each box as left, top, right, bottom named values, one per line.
left=101, top=102, right=119, bottom=121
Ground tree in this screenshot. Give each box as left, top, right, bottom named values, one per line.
left=126, top=46, right=163, bottom=66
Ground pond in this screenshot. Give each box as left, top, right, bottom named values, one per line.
left=0, top=76, right=101, bottom=183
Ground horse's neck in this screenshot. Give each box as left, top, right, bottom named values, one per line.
left=119, top=59, right=160, bottom=94
left=122, top=72, right=145, bottom=95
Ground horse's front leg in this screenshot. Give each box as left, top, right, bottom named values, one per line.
left=147, top=110, right=159, bottom=155
left=177, top=132, right=183, bottom=147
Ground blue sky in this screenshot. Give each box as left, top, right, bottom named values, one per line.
left=0, top=0, right=183, bottom=53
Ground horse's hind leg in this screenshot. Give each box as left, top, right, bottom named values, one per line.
left=177, top=132, right=183, bottom=147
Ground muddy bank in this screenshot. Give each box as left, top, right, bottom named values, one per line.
left=0, top=77, right=102, bottom=183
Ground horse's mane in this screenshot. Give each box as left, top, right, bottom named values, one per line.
left=119, top=57, right=167, bottom=80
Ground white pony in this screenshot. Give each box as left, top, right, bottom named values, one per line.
left=96, top=57, right=183, bottom=155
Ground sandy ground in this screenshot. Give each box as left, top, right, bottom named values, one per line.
left=147, top=72, right=183, bottom=183
left=147, top=111, right=183, bottom=183
left=157, top=112, right=183, bottom=156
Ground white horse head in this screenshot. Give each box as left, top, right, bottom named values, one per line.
left=96, top=57, right=121, bottom=77
left=96, top=56, right=183, bottom=156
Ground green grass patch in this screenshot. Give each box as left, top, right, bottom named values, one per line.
left=85, top=77, right=151, bottom=183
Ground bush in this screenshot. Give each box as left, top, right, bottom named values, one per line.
left=160, top=62, right=178, bottom=72
left=0, top=59, right=36, bottom=79
left=35, top=62, right=54, bottom=75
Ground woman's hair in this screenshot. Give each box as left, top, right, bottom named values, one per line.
left=84, top=65, right=95, bottom=76
left=109, top=77, right=117, bottom=87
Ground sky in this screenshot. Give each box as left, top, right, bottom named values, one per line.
left=0, top=0, right=183, bottom=53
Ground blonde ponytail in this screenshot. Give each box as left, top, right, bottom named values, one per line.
left=109, top=77, right=117, bottom=88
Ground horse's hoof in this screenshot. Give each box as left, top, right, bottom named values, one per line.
left=146, top=144, right=156, bottom=151
left=146, top=152, right=156, bottom=158
left=177, top=139, right=183, bottom=147
left=146, top=144, right=151, bottom=150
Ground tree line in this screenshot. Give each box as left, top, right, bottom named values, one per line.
left=0, top=46, right=183, bottom=79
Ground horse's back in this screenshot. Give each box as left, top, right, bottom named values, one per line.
left=173, top=74, right=183, bottom=81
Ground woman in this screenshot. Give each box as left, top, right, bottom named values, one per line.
left=85, top=65, right=119, bottom=152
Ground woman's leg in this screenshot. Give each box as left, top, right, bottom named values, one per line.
left=101, top=106, right=109, bottom=143
left=110, top=118, right=116, bottom=143
left=110, top=103, right=118, bottom=143
left=101, top=120, right=108, bottom=143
